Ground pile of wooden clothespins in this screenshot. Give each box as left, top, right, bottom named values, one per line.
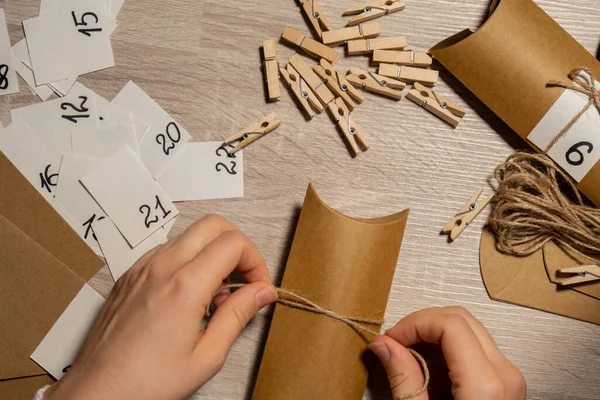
left=255, top=0, right=468, bottom=157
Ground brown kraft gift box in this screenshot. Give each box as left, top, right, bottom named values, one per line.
left=252, top=183, right=409, bottom=400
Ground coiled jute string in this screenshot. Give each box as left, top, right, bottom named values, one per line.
left=208, top=283, right=430, bottom=400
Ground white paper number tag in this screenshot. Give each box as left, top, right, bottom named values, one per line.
left=31, top=284, right=105, bottom=380
left=157, top=142, right=244, bottom=201
left=112, top=81, right=190, bottom=177
left=528, top=77, right=600, bottom=182
left=0, top=9, right=19, bottom=96
left=13, top=40, right=54, bottom=101
left=81, top=146, right=179, bottom=247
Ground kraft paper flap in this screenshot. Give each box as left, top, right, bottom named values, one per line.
left=252, top=183, right=409, bottom=400
left=429, top=0, right=600, bottom=206
left=543, top=242, right=600, bottom=301
left=0, top=375, right=54, bottom=400
left=0, top=153, right=103, bottom=281
left=0, top=214, right=87, bottom=380
left=480, top=228, right=600, bottom=325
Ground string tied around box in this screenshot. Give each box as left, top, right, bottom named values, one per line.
left=544, top=66, right=600, bottom=153
left=207, top=283, right=430, bottom=400
left=488, top=151, right=600, bottom=263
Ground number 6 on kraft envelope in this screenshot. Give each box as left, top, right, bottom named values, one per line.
left=252, top=183, right=409, bottom=400
left=80, top=146, right=179, bottom=247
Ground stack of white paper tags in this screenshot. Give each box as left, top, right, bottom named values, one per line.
left=6, top=0, right=122, bottom=100
left=0, top=81, right=245, bottom=285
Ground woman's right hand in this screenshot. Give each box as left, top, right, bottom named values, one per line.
left=369, top=306, right=527, bottom=400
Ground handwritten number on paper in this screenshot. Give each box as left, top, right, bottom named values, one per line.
left=215, top=145, right=237, bottom=175
left=156, top=122, right=181, bottom=155
left=565, top=141, right=594, bottom=166
left=62, top=365, right=72, bottom=374
left=82, top=214, right=105, bottom=241
left=61, top=96, right=90, bottom=123
left=39, top=165, right=58, bottom=193
left=71, top=11, right=103, bottom=37
left=139, top=195, right=172, bottom=229
left=0, top=64, right=9, bottom=90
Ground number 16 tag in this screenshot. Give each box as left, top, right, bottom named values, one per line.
left=81, top=146, right=179, bottom=247
left=528, top=77, right=600, bottom=182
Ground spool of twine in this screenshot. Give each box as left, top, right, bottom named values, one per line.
left=208, top=283, right=430, bottom=400
left=488, top=151, right=600, bottom=261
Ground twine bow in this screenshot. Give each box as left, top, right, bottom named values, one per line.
left=544, top=66, right=600, bottom=152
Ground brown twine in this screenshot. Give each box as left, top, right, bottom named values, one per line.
left=207, top=283, right=430, bottom=400
left=544, top=66, right=600, bottom=153
left=488, top=151, right=600, bottom=261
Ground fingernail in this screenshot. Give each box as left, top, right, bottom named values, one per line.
left=255, top=287, right=278, bottom=309
left=369, top=341, right=391, bottom=361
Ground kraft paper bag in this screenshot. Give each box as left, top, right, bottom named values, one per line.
left=480, top=228, right=600, bottom=325
left=252, top=183, right=410, bottom=400
left=430, top=0, right=600, bottom=205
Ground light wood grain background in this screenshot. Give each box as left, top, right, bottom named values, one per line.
left=1, top=0, right=599, bottom=399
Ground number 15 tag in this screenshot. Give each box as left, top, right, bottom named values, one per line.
left=528, top=77, right=600, bottom=182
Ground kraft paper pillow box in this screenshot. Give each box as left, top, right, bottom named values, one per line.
left=429, top=0, right=600, bottom=205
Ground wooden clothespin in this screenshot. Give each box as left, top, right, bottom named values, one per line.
left=321, top=23, right=380, bottom=46
left=281, top=27, right=339, bottom=65
left=406, top=83, right=467, bottom=128
left=344, top=0, right=406, bottom=26
left=557, top=265, right=600, bottom=286
left=313, top=59, right=363, bottom=111
left=298, top=0, right=332, bottom=39
left=288, top=53, right=335, bottom=106
left=347, top=36, right=407, bottom=56
left=442, top=188, right=493, bottom=241
left=222, top=114, right=281, bottom=154
left=346, top=67, right=404, bottom=100
left=327, top=97, right=368, bottom=157
left=280, top=64, right=323, bottom=119
left=263, top=40, right=280, bottom=102
left=378, top=63, right=439, bottom=86
left=372, top=50, right=432, bottom=68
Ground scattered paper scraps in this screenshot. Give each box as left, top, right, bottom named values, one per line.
left=94, top=216, right=167, bottom=281
left=0, top=9, right=19, bottom=96
left=12, top=39, right=54, bottom=101
left=113, top=81, right=191, bottom=177
left=30, top=284, right=105, bottom=380
left=71, top=125, right=138, bottom=158
left=157, top=142, right=244, bottom=202
left=81, top=146, right=179, bottom=247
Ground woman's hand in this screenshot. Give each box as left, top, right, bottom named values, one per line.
left=45, top=215, right=278, bottom=400
left=370, top=306, right=526, bottom=400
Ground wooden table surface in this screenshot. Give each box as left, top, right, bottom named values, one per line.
left=2, top=0, right=599, bottom=399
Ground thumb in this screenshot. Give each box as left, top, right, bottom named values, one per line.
left=369, top=335, right=429, bottom=400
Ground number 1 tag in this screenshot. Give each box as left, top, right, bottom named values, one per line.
left=81, top=146, right=179, bottom=247
left=528, top=77, right=600, bottom=182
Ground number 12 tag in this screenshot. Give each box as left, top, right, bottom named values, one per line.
left=528, top=77, right=600, bottom=182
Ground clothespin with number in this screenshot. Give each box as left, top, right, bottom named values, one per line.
left=327, top=97, right=368, bottom=157
left=346, top=67, right=404, bottom=100
left=281, top=28, right=339, bottom=65
left=343, top=0, right=406, bottom=26
left=263, top=40, right=280, bottom=102
left=557, top=265, right=600, bottom=286
left=222, top=114, right=281, bottom=154
left=347, top=36, right=407, bottom=56
left=442, top=188, right=493, bottom=240
left=378, top=63, right=439, bottom=86
left=289, top=53, right=335, bottom=106
left=280, top=64, right=323, bottom=119
left=313, top=59, right=363, bottom=111
left=406, top=83, right=467, bottom=128
left=372, top=50, right=433, bottom=68
left=322, top=23, right=381, bottom=46
left=298, top=0, right=332, bottom=39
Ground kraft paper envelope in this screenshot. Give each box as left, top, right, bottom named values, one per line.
left=430, top=0, right=600, bottom=205
left=0, top=154, right=104, bottom=395
left=253, top=183, right=409, bottom=400
left=480, top=229, right=600, bottom=325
